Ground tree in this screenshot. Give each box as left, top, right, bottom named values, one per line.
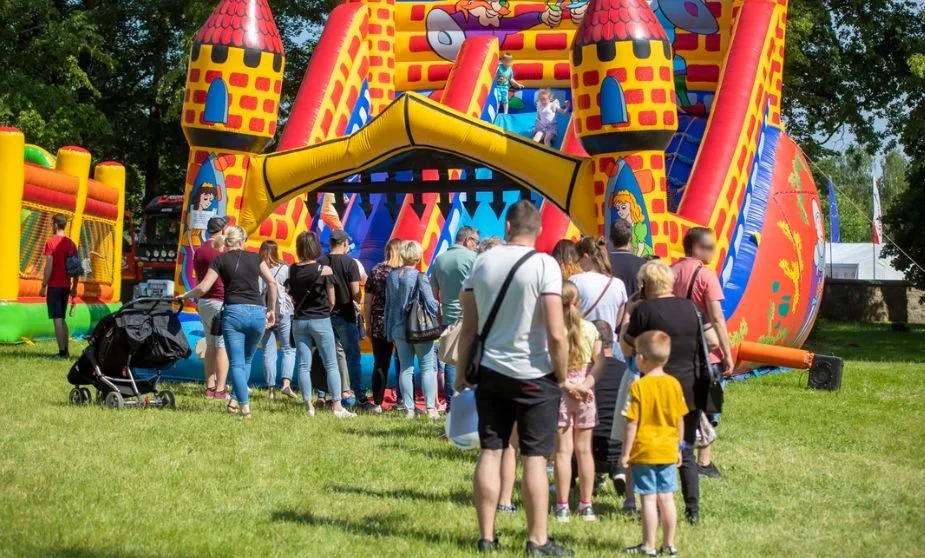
left=784, top=0, right=925, bottom=160
left=882, top=60, right=925, bottom=292
left=0, top=0, right=327, bottom=214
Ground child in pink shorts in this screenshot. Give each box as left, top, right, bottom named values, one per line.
left=554, top=281, right=604, bottom=522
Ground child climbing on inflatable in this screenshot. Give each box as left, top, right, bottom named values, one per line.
left=554, top=280, right=603, bottom=522
left=494, top=52, right=523, bottom=114
left=533, top=89, right=569, bottom=146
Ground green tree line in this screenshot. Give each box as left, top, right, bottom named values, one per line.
left=1, top=0, right=923, bottom=286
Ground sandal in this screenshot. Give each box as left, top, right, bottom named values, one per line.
left=227, top=401, right=239, bottom=415
left=241, top=411, right=252, bottom=420
left=624, top=545, right=657, bottom=556
left=280, top=386, right=297, bottom=399
left=659, top=546, right=678, bottom=556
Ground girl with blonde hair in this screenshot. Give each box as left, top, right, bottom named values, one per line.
left=554, top=280, right=604, bottom=522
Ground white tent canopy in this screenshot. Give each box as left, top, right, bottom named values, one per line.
left=825, top=243, right=905, bottom=281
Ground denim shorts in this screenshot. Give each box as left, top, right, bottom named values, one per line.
left=197, top=298, right=224, bottom=348
left=631, top=464, right=678, bottom=495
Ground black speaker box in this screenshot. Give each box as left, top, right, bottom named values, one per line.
left=808, top=355, right=844, bottom=391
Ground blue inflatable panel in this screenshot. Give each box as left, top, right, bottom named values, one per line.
left=494, top=111, right=570, bottom=150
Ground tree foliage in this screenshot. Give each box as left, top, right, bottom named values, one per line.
left=0, top=0, right=327, bottom=214
left=784, top=0, right=925, bottom=159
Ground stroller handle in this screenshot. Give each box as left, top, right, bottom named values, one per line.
left=123, top=297, right=183, bottom=316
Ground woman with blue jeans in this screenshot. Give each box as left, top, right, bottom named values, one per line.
left=179, top=226, right=277, bottom=419
left=288, top=231, right=356, bottom=419
left=384, top=240, right=440, bottom=420
left=258, top=240, right=295, bottom=401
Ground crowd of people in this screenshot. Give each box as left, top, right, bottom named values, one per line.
left=39, top=197, right=732, bottom=555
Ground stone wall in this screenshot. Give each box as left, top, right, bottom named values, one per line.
left=820, top=279, right=925, bottom=325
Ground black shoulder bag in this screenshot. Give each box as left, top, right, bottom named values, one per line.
left=464, top=250, right=537, bottom=385
left=404, top=272, right=443, bottom=343
left=685, top=265, right=724, bottom=414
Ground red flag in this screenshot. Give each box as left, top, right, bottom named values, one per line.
left=872, top=174, right=883, bottom=244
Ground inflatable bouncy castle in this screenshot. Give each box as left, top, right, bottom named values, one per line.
left=171, top=0, right=827, bottom=377
left=0, top=128, right=125, bottom=343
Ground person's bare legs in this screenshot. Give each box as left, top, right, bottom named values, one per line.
left=522, top=455, right=551, bottom=546
left=499, top=434, right=518, bottom=507
left=553, top=426, right=573, bottom=506
left=625, top=466, right=637, bottom=509
left=53, top=318, right=68, bottom=353
left=204, top=345, right=217, bottom=390
left=474, top=449, right=503, bottom=541
left=215, top=346, right=229, bottom=393
left=698, top=444, right=713, bottom=467
left=574, top=428, right=595, bottom=504
left=543, top=132, right=553, bottom=147
left=640, top=493, right=658, bottom=549
left=657, top=491, right=677, bottom=549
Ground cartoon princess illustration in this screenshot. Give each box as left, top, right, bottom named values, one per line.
left=612, top=191, right=654, bottom=257
left=426, top=0, right=589, bottom=61
left=192, top=184, right=217, bottom=212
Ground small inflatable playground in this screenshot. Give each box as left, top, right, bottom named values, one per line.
left=0, top=0, right=833, bottom=384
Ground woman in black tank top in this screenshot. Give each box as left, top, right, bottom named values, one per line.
left=288, top=232, right=356, bottom=419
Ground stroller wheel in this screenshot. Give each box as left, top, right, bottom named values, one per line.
left=159, top=390, right=176, bottom=409
left=104, top=391, right=125, bottom=410
left=68, top=388, right=82, bottom=406
left=95, top=390, right=105, bottom=405
left=79, top=388, right=92, bottom=404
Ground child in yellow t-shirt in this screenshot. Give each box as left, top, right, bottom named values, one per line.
left=620, top=331, right=688, bottom=557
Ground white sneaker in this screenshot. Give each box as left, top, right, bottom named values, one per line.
left=370, top=405, right=383, bottom=414
left=426, top=409, right=440, bottom=420
left=404, top=409, right=416, bottom=420
left=333, top=408, right=356, bottom=419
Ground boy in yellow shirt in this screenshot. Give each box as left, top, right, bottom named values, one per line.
left=620, top=331, right=688, bottom=557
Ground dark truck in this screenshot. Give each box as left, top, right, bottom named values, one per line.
left=122, top=195, right=183, bottom=301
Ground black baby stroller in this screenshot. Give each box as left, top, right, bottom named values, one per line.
left=67, top=297, right=191, bottom=409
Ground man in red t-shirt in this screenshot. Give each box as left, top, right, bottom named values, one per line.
left=40, top=214, right=79, bottom=357
left=672, top=227, right=733, bottom=479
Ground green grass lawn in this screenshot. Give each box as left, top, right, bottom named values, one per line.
left=1, top=321, right=923, bottom=557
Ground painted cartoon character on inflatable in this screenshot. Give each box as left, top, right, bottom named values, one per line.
left=426, top=0, right=589, bottom=61
left=649, top=0, right=717, bottom=115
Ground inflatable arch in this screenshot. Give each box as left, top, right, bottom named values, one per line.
left=170, top=0, right=827, bottom=378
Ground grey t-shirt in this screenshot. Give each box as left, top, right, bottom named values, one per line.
left=430, top=245, right=476, bottom=325
left=462, top=244, right=562, bottom=380
left=259, top=263, right=294, bottom=317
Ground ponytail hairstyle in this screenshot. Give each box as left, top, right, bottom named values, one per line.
left=576, top=236, right=612, bottom=275
left=223, top=226, right=247, bottom=250
left=562, top=280, right=586, bottom=369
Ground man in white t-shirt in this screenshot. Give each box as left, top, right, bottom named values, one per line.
left=456, top=200, right=575, bottom=556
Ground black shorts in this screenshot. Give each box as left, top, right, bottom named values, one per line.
left=592, top=435, right=621, bottom=472
left=475, top=367, right=560, bottom=457
left=46, top=287, right=70, bottom=319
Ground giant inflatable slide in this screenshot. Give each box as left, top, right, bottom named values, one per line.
left=170, top=0, right=828, bottom=380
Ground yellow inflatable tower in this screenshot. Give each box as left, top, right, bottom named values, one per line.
left=570, top=0, right=677, bottom=255
left=176, top=0, right=287, bottom=294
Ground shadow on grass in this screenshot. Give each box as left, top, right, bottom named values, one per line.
left=375, top=440, right=477, bottom=463
left=328, top=483, right=473, bottom=506
left=338, top=422, right=442, bottom=439
left=271, top=509, right=472, bottom=551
